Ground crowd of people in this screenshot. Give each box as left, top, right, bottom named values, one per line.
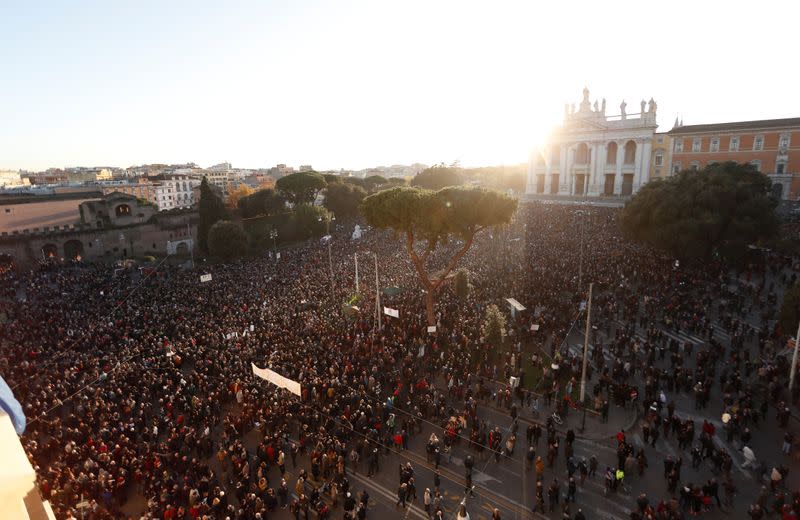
left=0, top=202, right=798, bottom=520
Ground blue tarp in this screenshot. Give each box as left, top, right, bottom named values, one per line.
left=0, top=375, right=26, bottom=435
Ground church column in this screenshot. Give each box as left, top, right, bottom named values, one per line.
left=614, top=141, right=624, bottom=194
left=637, top=139, right=652, bottom=193
left=526, top=150, right=536, bottom=194
left=633, top=139, right=644, bottom=192
left=588, top=143, right=600, bottom=196
left=544, top=147, right=553, bottom=194
left=559, top=145, right=570, bottom=195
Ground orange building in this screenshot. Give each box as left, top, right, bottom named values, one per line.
left=667, top=117, right=800, bottom=199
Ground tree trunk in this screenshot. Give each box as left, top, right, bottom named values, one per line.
left=426, top=290, right=436, bottom=327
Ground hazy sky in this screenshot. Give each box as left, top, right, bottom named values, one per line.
left=2, top=0, right=798, bottom=171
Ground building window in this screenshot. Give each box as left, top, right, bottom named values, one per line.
left=779, top=134, right=790, bottom=149
left=690, top=161, right=700, bottom=171
left=729, top=136, right=740, bottom=151
left=750, top=160, right=761, bottom=171
left=674, top=139, right=683, bottom=153
left=710, top=138, right=720, bottom=152
left=753, top=135, right=764, bottom=151
left=654, top=152, right=663, bottom=166
left=673, top=162, right=681, bottom=174
left=692, top=138, right=701, bottom=152
left=777, top=162, right=786, bottom=174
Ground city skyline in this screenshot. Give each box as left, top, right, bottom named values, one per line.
left=2, top=0, right=799, bottom=171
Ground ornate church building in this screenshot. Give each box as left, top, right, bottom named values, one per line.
left=527, top=88, right=658, bottom=197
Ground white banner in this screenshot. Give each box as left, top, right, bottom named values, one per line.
left=427, top=325, right=436, bottom=333
left=383, top=306, right=399, bottom=318
left=200, top=274, right=212, bottom=283
left=505, top=298, right=526, bottom=312
left=530, top=324, right=540, bottom=331
left=251, top=363, right=302, bottom=397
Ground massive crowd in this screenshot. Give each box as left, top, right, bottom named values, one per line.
left=0, top=202, right=798, bottom=520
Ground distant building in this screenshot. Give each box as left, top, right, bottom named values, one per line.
left=527, top=88, right=658, bottom=197
left=668, top=117, right=800, bottom=199
left=269, top=164, right=295, bottom=178
left=649, top=133, right=672, bottom=180
left=101, top=174, right=201, bottom=210
left=204, top=169, right=232, bottom=194
left=0, top=192, right=197, bottom=266
left=298, top=164, right=314, bottom=172
left=65, top=167, right=113, bottom=183
left=151, top=174, right=202, bottom=210
left=0, top=170, right=29, bottom=188
left=25, top=170, right=68, bottom=185
left=208, top=162, right=232, bottom=171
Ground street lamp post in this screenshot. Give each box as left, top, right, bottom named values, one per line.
left=580, top=282, right=593, bottom=433
left=319, top=215, right=335, bottom=293
left=269, top=229, right=278, bottom=254
left=790, top=319, right=800, bottom=391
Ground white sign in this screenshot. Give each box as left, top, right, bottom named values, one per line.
left=530, top=324, right=540, bottom=331
left=200, top=274, right=212, bottom=283
left=509, top=376, right=520, bottom=389
left=276, top=252, right=281, bottom=260
left=383, top=306, right=399, bottom=318
left=252, top=363, right=302, bottom=397
left=427, top=325, right=437, bottom=333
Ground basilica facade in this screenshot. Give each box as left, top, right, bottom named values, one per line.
left=527, top=88, right=658, bottom=197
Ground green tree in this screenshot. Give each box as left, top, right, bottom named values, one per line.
left=290, top=204, right=331, bottom=240
left=454, top=269, right=470, bottom=300
left=198, top=177, right=229, bottom=254
left=323, top=174, right=342, bottom=184
left=620, top=162, right=779, bottom=262
left=276, top=171, right=327, bottom=205
left=238, top=188, right=286, bottom=218
left=363, top=175, right=388, bottom=193
left=324, top=182, right=367, bottom=218
left=361, top=186, right=517, bottom=324
left=482, top=304, right=507, bottom=347
left=207, top=220, right=248, bottom=261
left=386, top=177, right=407, bottom=187
left=411, top=164, right=464, bottom=190
left=780, top=282, right=800, bottom=337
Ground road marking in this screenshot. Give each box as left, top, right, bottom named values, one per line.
left=578, top=481, right=633, bottom=514
left=348, top=471, right=428, bottom=520
left=574, top=437, right=617, bottom=455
